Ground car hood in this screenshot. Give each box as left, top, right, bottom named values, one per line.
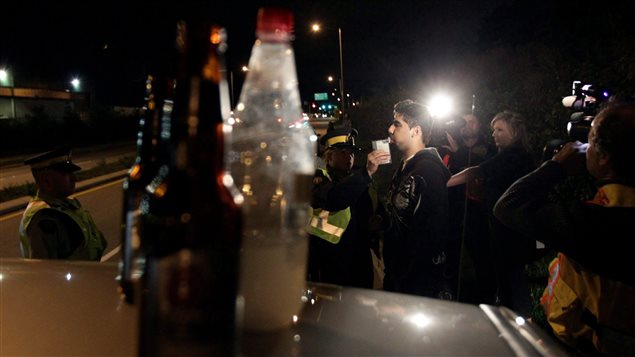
left=0, top=258, right=564, bottom=356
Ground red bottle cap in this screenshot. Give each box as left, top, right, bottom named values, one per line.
left=256, top=7, right=294, bottom=37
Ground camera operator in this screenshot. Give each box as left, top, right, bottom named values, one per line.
left=444, top=113, right=497, bottom=302
left=494, top=103, right=635, bottom=355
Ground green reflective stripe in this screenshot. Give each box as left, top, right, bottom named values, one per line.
left=309, top=209, right=347, bottom=237
left=307, top=168, right=352, bottom=244
left=19, top=201, right=50, bottom=258
left=19, top=196, right=107, bottom=261
left=307, top=207, right=350, bottom=244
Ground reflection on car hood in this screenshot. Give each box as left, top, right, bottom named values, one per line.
left=0, top=259, right=137, bottom=356
left=0, top=259, right=565, bottom=356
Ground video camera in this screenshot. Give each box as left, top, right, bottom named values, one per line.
left=542, top=81, right=612, bottom=162
left=429, top=115, right=467, bottom=150
left=562, top=80, right=612, bottom=142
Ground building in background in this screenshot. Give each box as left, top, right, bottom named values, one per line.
left=0, top=86, right=91, bottom=120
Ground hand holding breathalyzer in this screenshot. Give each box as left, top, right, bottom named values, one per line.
left=367, top=146, right=391, bottom=176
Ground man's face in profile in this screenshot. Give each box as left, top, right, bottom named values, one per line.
left=42, top=169, right=77, bottom=198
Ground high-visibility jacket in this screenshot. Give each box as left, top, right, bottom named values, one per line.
left=541, top=184, right=635, bottom=355
left=306, top=169, right=352, bottom=244
left=19, top=194, right=107, bottom=261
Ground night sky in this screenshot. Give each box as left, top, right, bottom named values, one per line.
left=1, top=0, right=518, bottom=107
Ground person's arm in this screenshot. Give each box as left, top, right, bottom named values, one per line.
left=26, top=210, right=70, bottom=259
left=442, top=132, right=459, bottom=153
left=409, top=159, right=449, bottom=259
left=493, top=160, right=565, bottom=232
left=366, top=150, right=391, bottom=177
left=494, top=142, right=587, bottom=232
left=312, top=169, right=372, bottom=212
left=447, top=166, right=480, bottom=187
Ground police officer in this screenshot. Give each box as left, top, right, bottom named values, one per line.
left=19, top=147, right=107, bottom=261
left=307, top=122, right=390, bottom=288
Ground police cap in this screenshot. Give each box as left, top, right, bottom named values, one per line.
left=24, top=146, right=81, bottom=172
left=319, top=125, right=360, bottom=151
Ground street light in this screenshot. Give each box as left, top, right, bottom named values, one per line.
left=71, top=77, right=81, bottom=91
left=0, top=69, right=8, bottom=84
left=311, top=22, right=345, bottom=112
left=0, top=69, right=16, bottom=118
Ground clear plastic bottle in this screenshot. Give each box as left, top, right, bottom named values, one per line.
left=230, top=7, right=316, bottom=331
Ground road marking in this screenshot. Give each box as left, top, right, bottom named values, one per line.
left=72, top=179, right=124, bottom=197
left=101, top=244, right=121, bottom=262
left=0, top=178, right=124, bottom=222
left=0, top=210, right=24, bottom=221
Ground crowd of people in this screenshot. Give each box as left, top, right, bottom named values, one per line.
left=17, top=98, right=635, bottom=355
left=307, top=100, right=635, bottom=355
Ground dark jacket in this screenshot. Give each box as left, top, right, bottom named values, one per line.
left=479, top=144, right=534, bottom=213
left=494, top=161, right=635, bottom=286
left=494, top=161, right=635, bottom=355
left=383, top=148, right=451, bottom=295
left=308, top=167, right=376, bottom=288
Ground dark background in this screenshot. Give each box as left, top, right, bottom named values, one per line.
left=1, top=0, right=511, bottom=105
left=2, top=0, right=635, bottom=153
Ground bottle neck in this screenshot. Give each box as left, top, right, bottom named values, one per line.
left=169, top=24, right=228, bottom=176
left=256, top=31, right=292, bottom=43
left=172, top=77, right=225, bottom=175
left=137, top=76, right=167, bottom=168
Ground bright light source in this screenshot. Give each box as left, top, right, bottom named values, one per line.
left=71, top=78, right=80, bottom=89
left=311, top=23, right=321, bottom=32
left=428, top=93, right=454, bottom=118
left=327, top=76, right=334, bottom=82
left=223, top=173, right=234, bottom=187
left=241, top=66, right=249, bottom=72
left=406, top=313, right=431, bottom=328
left=0, top=70, right=7, bottom=81
left=515, top=316, right=526, bottom=326
left=66, top=273, right=72, bottom=281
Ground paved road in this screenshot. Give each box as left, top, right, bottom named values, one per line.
left=0, top=179, right=124, bottom=262
left=0, top=143, right=134, bottom=189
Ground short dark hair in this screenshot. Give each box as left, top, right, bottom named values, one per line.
left=393, top=99, right=432, bottom=144
left=592, top=103, right=635, bottom=182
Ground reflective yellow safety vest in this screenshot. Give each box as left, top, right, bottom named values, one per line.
left=541, top=184, right=635, bottom=355
left=19, top=194, right=107, bottom=261
left=307, top=169, right=352, bottom=244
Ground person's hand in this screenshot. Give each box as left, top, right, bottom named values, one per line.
left=367, top=150, right=391, bottom=176
left=552, top=141, right=589, bottom=176
left=442, top=132, right=459, bottom=153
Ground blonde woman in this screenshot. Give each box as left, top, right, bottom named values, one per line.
left=447, top=111, right=535, bottom=316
